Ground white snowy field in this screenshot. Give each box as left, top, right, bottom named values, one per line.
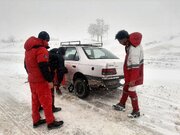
left=0, top=35, right=180, bottom=135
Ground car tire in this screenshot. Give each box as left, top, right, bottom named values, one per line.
left=74, top=78, right=90, bottom=98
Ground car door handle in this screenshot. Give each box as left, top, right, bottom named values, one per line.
left=72, top=65, right=76, bottom=68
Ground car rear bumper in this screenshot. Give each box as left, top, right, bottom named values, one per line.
left=86, top=75, right=124, bottom=89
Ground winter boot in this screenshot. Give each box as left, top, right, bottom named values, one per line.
left=47, top=120, right=64, bottom=130
left=52, top=107, right=62, bottom=113
left=112, top=103, right=126, bottom=111
left=127, top=111, right=140, bottom=118
left=33, top=119, right=46, bottom=128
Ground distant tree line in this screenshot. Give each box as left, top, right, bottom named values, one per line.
left=1, top=36, right=16, bottom=45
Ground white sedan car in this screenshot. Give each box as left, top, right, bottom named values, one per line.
left=61, top=41, right=124, bottom=98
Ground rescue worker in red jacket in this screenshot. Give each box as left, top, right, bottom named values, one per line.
left=24, top=31, right=64, bottom=129
left=113, top=30, right=144, bottom=118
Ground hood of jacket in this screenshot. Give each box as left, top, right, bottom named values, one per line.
left=24, top=36, right=49, bottom=51
left=129, top=32, right=142, bottom=47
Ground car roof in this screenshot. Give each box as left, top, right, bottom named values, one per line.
left=60, top=41, right=103, bottom=47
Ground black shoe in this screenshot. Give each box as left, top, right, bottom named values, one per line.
left=112, top=103, right=126, bottom=111
left=33, top=119, right=46, bottom=128
left=52, top=107, right=62, bottom=113
left=47, top=120, right=64, bottom=130
left=128, top=111, right=140, bottom=118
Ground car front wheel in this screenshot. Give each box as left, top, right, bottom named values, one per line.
left=74, top=78, right=90, bottom=98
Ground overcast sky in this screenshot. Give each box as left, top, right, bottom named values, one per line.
left=0, top=0, right=180, bottom=43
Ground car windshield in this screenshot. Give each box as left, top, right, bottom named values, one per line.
left=83, top=47, right=119, bottom=59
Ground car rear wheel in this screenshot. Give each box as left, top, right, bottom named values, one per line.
left=74, top=78, right=90, bottom=98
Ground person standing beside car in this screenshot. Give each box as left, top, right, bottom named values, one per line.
left=47, top=47, right=67, bottom=112
left=49, top=47, right=68, bottom=95
left=113, top=30, right=144, bottom=118
left=24, top=31, right=64, bottom=129
left=56, top=47, right=68, bottom=92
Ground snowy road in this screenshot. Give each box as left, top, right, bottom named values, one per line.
left=0, top=76, right=157, bottom=135
left=0, top=48, right=180, bottom=135
left=0, top=70, right=157, bottom=135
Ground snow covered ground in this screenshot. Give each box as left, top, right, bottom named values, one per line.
left=0, top=0, right=180, bottom=134
left=0, top=35, right=180, bottom=135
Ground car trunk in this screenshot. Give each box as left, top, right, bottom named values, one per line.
left=87, top=59, right=124, bottom=77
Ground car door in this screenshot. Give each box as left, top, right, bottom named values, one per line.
left=64, top=47, right=79, bottom=83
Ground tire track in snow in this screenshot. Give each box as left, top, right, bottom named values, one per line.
left=60, top=88, right=160, bottom=135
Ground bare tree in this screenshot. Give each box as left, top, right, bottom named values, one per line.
left=88, top=19, right=109, bottom=43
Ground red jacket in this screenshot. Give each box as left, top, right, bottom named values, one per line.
left=24, top=36, right=50, bottom=82
left=124, top=32, right=144, bottom=87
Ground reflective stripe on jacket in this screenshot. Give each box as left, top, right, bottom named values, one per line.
left=124, top=32, right=144, bottom=86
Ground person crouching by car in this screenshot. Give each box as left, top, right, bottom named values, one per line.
left=24, top=31, right=64, bottom=129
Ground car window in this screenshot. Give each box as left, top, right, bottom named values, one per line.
left=83, top=47, right=119, bottom=59
left=65, top=47, right=79, bottom=61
